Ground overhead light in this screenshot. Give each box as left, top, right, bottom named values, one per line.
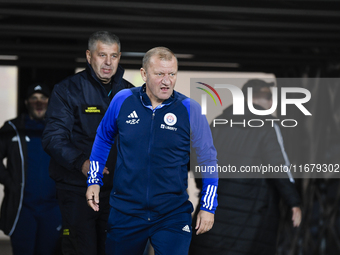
left=0, top=55, right=18, bottom=60
left=119, top=60, right=142, bottom=65
left=122, top=52, right=145, bottom=57
left=76, top=58, right=86, bottom=63
left=76, top=53, right=195, bottom=62
left=175, top=54, right=194, bottom=59
left=121, top=52, right=194, bottom=59
left=179, top=62, right=239, bottom=68
left=119, top=60, right=239, bottom=68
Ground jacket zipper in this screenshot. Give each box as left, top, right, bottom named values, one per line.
left=146, top=110, right=156, bottom=221
left=140, top=94, right=174, bottom=221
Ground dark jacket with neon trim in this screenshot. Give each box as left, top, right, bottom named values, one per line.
left=42, top=63, right=133, bottom=194
left=88, top=85, right=218, bottom=220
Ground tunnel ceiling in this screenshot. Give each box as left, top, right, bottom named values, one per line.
left=0, top=0, right=340, bottom=73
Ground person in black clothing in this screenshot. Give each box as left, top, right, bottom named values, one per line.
left=190, top=79, right=301, bottom=255
left=0, top=84, right=62, bottom=255
left=42, top=31, right=134, bottom=255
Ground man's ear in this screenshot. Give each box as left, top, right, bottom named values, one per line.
left=24, top=100, right=28, bottom=107
left=86, top=50, right=91, bottom=64
left=140, top=68, right=147, bottom=82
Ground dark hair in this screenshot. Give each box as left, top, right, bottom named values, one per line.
left=88, top=31, right=121, bottom=52
left=142, top=46, right=177, bottom=71
left=242, top=79, right=274, bottom=100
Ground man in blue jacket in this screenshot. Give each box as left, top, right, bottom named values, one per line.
left=42, top=31, right=133, bottom=255
left=86, top=47, right=219, bottom=255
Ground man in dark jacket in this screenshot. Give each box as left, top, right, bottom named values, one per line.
left=42, top=31, right=133, bottom=255
left=0, top=83, right=62, bottom=255
left=190, top=79, right=302, bottom=255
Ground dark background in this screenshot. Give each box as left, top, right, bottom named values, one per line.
left=1, top=1, right=340, bottom=254
left=0, top=1, right=339, bottom=110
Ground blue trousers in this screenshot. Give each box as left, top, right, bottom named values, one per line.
left=10, top=203, right=62, bottom=255
left=106, top=208, right=192, bottom=255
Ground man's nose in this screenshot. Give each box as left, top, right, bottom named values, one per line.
left=105, top=56, right=111, bottom=65
left=162, top=75, right=171, bottom=85
left=35, top=100, right=43, bottom=106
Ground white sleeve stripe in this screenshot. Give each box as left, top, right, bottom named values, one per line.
left=209, top=186, right=217, bottom=210
left=204, top=185, right=215, bottom=210
left=273, top=124, right=295, bottom=183
left=89, top=161, right=99, bottom=184
left=203, top=185, right=211, bottom=208
left=203, top=185, right=216, bottom=210
left=90, top=161, right=94, bottom=173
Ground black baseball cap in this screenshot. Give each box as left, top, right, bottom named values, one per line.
left=26, top=83, right=50, bottom=99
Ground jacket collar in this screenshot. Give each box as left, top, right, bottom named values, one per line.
left=139, top=84, right=176, bottom=110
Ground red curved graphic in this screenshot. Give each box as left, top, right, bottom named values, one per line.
left=196, top=82, right=222, bottom=106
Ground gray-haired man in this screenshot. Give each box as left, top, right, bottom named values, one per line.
left=42, top=31, right=134, bottom=254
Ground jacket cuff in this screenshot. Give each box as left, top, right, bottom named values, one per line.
left=199, top=206, right=216, bottom=214
left=74, top=154, right=88, bottom=172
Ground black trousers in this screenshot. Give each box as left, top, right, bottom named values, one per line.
left=57, top=189, right=110, bottom=255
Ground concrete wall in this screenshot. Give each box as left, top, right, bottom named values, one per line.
left=0, top=66, right=18, bottom=240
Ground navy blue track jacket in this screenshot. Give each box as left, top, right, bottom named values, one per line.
left=88, top=85, right=218, bottom=220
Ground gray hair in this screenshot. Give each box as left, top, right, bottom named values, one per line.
left=142, top=47, right=177, bottom=71
left=88, top=31, right=121, bottom=52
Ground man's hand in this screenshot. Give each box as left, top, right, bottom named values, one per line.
left=195, top=210, right=214, bottom=235
left=292, top=206, right=302, bottom=227
left=103, top=167, right=109, bottom=175
left=86, top=185, right=100, bottom=211
left=82, top=159, right=109, bottom=177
